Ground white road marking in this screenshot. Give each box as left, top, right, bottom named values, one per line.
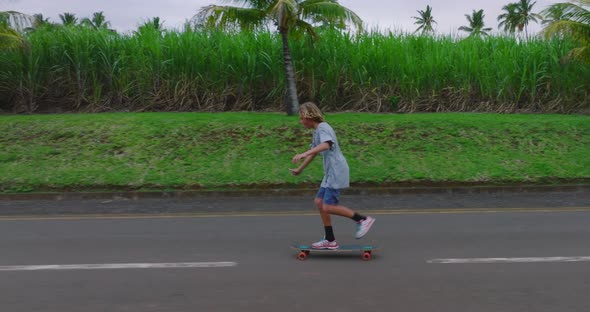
left=428, top=257, right=590, bottom=264
left=0, top=262, right=237, bottom=271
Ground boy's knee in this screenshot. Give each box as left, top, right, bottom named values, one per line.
left=322, top=204, right=336, bottom=213
left=314, top=198, right=323, bottom=209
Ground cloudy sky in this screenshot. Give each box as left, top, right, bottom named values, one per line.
left=1, top=0, right=560, bottom=35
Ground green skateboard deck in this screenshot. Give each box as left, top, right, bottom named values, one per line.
left=291, top=244, right=379, bottom=261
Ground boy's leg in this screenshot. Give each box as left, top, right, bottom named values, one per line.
left=321, top=188, right=376, bottom=239
left=314, top=197, right=332, bottom=226
left=322, top=203, right=355, bottom=218
left=320, top=188, right=355, bottom=218
left=314, top=188, right=337, bottom=247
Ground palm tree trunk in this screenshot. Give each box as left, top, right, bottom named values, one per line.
left=279, top=28, right=299, bottom=116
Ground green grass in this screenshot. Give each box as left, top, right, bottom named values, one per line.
left=0, top=112, right=588, bottom=193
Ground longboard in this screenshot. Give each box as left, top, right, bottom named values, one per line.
left=291, top=244, right=379, bottom=261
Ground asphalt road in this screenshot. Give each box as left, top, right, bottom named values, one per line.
left=0, top=190, right=589, bottom=312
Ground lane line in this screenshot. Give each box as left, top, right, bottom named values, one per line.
left=0, top=262, right=237, bottom=271
left=428, top=257, right=590, bottom=264
left=0, top=206, right=589, bottom=221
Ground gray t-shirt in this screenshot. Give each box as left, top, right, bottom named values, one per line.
left=311, top=122, right=350, bottom=189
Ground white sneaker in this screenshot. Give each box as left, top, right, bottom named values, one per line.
left=311, top=239, right=339, bottom=249
left=355, top=216, right=375, bottom=239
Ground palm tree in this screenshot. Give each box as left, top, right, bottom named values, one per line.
left=515, top=0, right=543, bottom=38
left=194, top=0, right=363, bottom=115
left=136, top=17, right=165, bottom=35
left=60, top=12, right=78, bottom=26
left=497, top=0, right=542, bottom=39
left=459, top=9, right=492, bottom=38
left=498, top=3, right=520, bottom=33
left=412, top=5, right=437, bottom=35
left=543, top=0, right=590, bottom=64
left=81, top=11, right=110, bottom=30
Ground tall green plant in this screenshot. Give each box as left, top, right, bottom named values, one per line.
left=0, top=27, right=588, bottom=114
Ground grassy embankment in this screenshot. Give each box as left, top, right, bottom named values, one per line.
left=0, top=112, right=588, bottom=193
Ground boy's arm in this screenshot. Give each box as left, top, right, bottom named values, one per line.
left=290, top=142, right=330, bottom=175
left=292, top=142, right=331, bottom=163
left=289, top=153, right=316, bottom=175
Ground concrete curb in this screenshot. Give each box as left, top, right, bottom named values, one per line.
left=1, top=184, right=588, bottom=201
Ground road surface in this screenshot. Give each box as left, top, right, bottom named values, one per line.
left=0, top=190, right=589, bottom=312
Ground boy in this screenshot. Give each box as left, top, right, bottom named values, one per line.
left=290, top=102, right=375, bottom=249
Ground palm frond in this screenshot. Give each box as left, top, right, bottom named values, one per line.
left=195, top=4, right=267, bottom=30
left=269, top=0, right=298, bottom=30
left=0, top=28, right=25, bottom=49
left=545, top=20, right=590, bottom=43
left=543, top=1, right=590, bottom=63
left=299, top=0, right=363, bottom=32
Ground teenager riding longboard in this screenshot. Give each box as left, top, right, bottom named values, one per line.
left=290, top=102, right=375, bottom=250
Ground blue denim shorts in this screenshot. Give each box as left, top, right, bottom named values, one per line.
left=316, top=187, right=341, bottom=205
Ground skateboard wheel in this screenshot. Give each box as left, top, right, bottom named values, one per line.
left=297, top=252, right=307, bottom=260
left=362, top=252, right=372, bottom=261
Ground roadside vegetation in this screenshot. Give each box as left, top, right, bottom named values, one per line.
left=0, top=1, right=589, bottom=114
left=0, top=2, right=588, bottom=193
left=0, top=26, right=587, bottom=114
left=0, top=113, right=588, bottom=193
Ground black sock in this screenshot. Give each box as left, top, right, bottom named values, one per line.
left=351, top=213, right=366, bottom=222
left=324, top=226, right=335, bottom=241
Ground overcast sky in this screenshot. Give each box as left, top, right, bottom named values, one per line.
left=1, top=0, right=560, bottom=35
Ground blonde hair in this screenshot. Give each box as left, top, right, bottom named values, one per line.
left=299, top=102, right=324, bottom=122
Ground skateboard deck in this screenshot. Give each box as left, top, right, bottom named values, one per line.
left=291, top=244, right=379, bottom=261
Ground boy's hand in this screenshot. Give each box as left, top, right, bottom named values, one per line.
left=291, top=151, right=315, bottom=175
left=292, top=153, right=306, bottom=164
left=289, top=168, right=301, bottom=176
